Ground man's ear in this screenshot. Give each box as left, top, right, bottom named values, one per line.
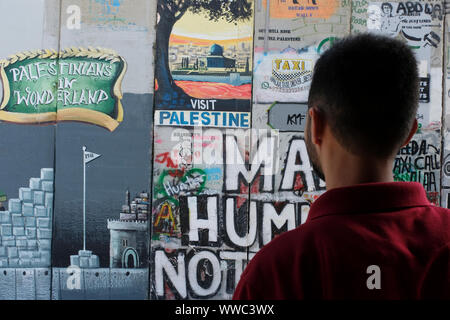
left=400, top=118, right=418, bottom=148
left=308, top=107, right=326, bottom=146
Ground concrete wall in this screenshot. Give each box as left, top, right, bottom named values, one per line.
left=0, top=0, right=448, bottom=300
left=150, top=0, right=448, bottom=300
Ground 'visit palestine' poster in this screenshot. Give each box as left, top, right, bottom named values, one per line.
left=154, top=0, right=254, bottom=129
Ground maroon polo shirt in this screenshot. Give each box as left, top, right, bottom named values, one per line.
left=233, top=182, right=450, bottom=299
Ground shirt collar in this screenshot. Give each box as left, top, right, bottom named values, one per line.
left=307, top=182, right=431, bottom=221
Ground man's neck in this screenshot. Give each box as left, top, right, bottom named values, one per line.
left=323, top=154, right=394, bottom=190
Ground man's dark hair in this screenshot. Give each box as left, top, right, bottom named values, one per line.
left=308, top=33, right=419, bottom=158
left=381, top=2, right=393, bottom=12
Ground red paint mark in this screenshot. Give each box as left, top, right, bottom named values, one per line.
left=294, top=173, right=304, bottom=191
left=164, top=247, right=175, bottom=254
left=237, top=179, right=249, bottom=209
left=236, top=190, right=247, bottom=209
left=164, top=282, right=176, bottom=300
left=236, top=175, right=261, bottom=208
left=273, top=202, right=285, bottom=211
left=155, top=152, right=178, bottom=169
left=167, top=169, right=184, bottom=178
left=251, top=175, right=260, bottom=194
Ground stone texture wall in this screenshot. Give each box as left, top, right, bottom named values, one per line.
left=0, top=169, right=53, bottom=268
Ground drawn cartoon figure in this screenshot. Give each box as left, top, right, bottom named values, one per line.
left=380, top=2, right=404, bottom=36
left=177, top=141, right=193, bottom=170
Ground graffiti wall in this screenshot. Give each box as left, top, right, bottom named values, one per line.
left=0, top=0, right=448, bottom=300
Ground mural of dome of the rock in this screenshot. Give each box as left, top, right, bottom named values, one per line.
left=0, top=0, right=447, bottom=301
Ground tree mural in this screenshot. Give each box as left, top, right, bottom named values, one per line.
left=155, top=0, right=253, bottom=106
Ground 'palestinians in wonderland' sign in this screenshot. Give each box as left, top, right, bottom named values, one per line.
left=0, top=47, right=127, bottom=131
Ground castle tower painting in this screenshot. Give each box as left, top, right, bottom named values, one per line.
left=107, top=191, right=150, bottom=268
